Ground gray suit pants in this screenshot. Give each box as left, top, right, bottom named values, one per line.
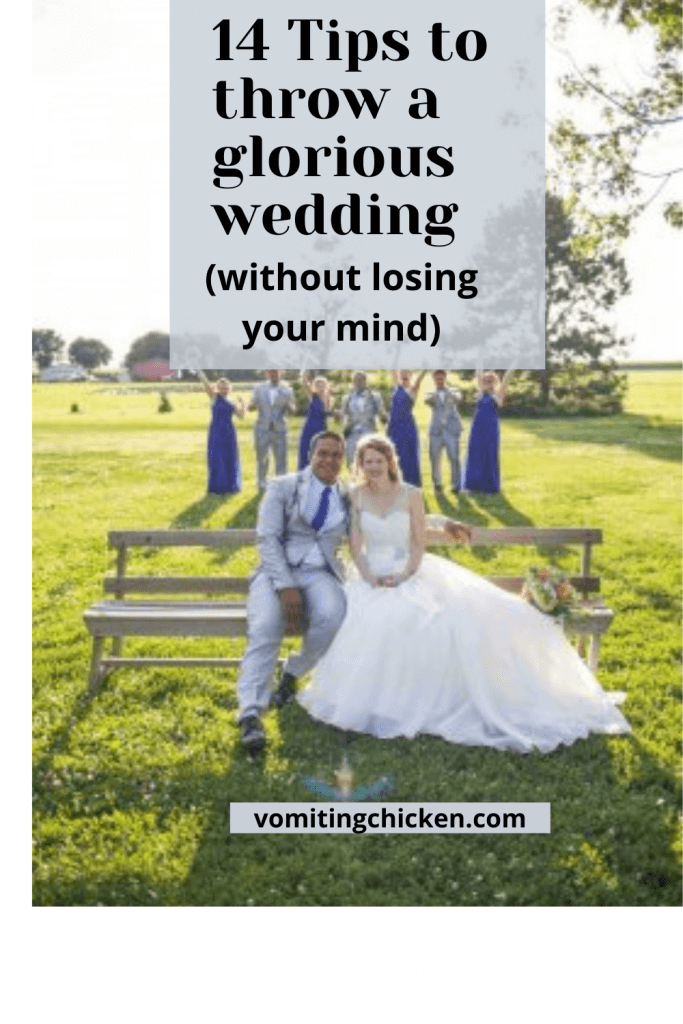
left=255, top=428, right=287, bottom=489
left=237, top=566, right=347, bottom=721
left=429, top=431, right=461, bottom=489
left=345, top=427, right=371, bottom=468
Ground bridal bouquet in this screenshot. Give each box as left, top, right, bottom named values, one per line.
left=521, top=566, right=585, bottom=618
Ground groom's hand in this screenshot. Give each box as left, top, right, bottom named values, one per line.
left=445, top=520, right=472, bottom=544
left=280, top=588, right=306, bottom=634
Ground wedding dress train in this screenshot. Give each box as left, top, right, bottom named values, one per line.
left=297, top=494, right=630, bottom=752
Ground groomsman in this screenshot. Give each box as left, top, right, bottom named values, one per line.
left=249, top=370, right=296, bottom=490
left=425, top=370, right=463, bottom=494
left=341, top=372, right=385, bottom=467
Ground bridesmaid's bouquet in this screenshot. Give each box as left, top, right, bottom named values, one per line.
left=521, top=566, right=585, bottom=618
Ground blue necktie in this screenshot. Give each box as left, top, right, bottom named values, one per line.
left=311, top=486, right=332, bottom=531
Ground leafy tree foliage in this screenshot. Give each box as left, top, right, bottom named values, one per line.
left=458, top=191, right=629, bottom=411
left=68, top=338, right=113, bottom=370
left=124, top=332, right=170, bottom=370
left=550, top=0, right=682, bottom=234
left=538, top=191, right=630, bottom=402
left=32, top=329, right=65, bottom=369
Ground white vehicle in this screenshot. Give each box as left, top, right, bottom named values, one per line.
left=39, top=364, right=90, bottom=382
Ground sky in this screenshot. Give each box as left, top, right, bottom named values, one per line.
left=32, top=0, right=682, bottom=364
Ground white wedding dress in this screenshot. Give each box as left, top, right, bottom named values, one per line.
left=297, top=490, right=630, bottom=753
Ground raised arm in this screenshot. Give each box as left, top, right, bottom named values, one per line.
left=409, top=370, right=428, bottom=400
left=497, top=364, right=517, bottom=405
left=197, top=369, right=215, bottom=400
left=233, top=394, right=245, bottom=418
left=475, top=349, right=485, bottom=393
left=391, top=369, right=400, bottom=386
left=300, top=370, right=315, bottom=396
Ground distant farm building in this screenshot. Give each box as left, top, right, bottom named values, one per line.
left=131, top=360, right=172, bottom=381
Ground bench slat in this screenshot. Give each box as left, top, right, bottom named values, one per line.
left=109, top=529, right=257, bottom=547
left=104, top=576, right=251, bottom=595
left=101, top=656, right=245, bottom=669
left=108, top=526, right=603, bottom=548
left=103, top=574, right=601, bottom=596
left=468, top=527, right=603, bottom=546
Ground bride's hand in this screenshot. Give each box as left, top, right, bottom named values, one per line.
left=376, top=573, right=406, bottom=587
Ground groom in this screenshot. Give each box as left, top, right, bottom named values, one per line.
left=236, top=431, right=349, bottom=754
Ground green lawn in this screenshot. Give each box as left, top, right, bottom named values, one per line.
left=32, top=372, right=682, bottom=906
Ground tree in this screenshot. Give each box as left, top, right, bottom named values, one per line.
left=32, top=328, right=65, bottom=369
left=124, top=332, right=170, bottom=370
left=550, top=0, right=682, bottom=235
left=537, top=190, right=630, bottom=403
left=461, top=191, right=629, bottom=409
left=68, top=338, right=113, bottom=370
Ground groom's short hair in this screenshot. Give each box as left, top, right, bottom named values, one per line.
left=308, top=430, right=345, bottom=460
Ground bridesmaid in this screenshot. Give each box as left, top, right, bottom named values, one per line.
left=199, top=371, right=245, bottom=494
left=298, top=372, right=335, bottom=469
left=462, top=367, right=515, bottom=493
left=387, top=370, right=427, bottom=486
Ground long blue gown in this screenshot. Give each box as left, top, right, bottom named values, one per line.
left=388, top=386, right=421, bottom=486
left=207, top=395, right=241, bottom=493
left=463, top=392, right=500, bottom=493
left=298, top=394, right=327, bottom=469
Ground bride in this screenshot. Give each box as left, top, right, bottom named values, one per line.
left=297, top=434, right=630, bottom=753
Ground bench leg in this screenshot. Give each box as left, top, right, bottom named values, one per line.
left=88, top=636, right=105, bottom=691
left=112, top=636, right=124, bottom=657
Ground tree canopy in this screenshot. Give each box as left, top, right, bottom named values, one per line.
left=68, top=338, right=113, bottom=370
left=457, top=190, right=629, bottom=410
left=550, top=0, right=682, bottom=235
left=32, top=329, right=65, bottom=370
left=124, top=332, right=170, bottom=370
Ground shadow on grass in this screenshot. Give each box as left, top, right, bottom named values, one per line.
left=520, top=412, right=682, bottom=465
left=33, top=688, right=682, bottom=906
left=171, top=493, right=229, bottom=528
left=430, top=489, right=541, bottom=564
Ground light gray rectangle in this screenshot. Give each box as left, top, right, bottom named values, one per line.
left=230, top=802, right=550, bottom=833
left=171, top=0, right=545, bottom=369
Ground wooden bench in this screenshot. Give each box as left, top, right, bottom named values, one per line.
left=83, top=525, right=614, bottom=691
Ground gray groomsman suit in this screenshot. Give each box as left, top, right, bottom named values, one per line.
left=250, top=381, right=295, bottom=489
left=425, top=386, right=463, bottom=490
left=236, top=468, right=350, bottom=723
left=341, top=387, right=385, bottom=466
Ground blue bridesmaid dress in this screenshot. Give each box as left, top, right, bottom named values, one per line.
left=463, top=392, right=500, bottom=493
left=388, top=386, right=421, bottom=486
left=207, top=395, right=241, bottom=493
left=298, top=394, right=327, bottom=469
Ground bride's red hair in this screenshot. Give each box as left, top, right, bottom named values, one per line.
left=354, top=434, right=402, bottom=483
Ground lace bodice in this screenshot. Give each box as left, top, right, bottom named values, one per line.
left=357, top=488, right=412, bottom=576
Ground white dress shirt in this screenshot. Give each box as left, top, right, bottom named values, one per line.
left=300, top=474, right=346, bottom=567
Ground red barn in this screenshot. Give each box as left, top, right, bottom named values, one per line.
left=132, top=359, right=172, bottom=381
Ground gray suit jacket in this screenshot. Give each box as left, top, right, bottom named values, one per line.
left=425, top=388, right=462, bottom=435
left=341, top=388, right=385, bottom=434
left=250, top=382, right=295, bottom=435
left=255, top=468, right=351, bottom=589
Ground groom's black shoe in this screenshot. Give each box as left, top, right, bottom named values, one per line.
left=240, top=715, right=265, bottom=754
left=271, top=671, right=297, bottom=708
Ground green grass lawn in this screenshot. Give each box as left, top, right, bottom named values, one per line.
left=32, top=372, right=682, bottom=906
